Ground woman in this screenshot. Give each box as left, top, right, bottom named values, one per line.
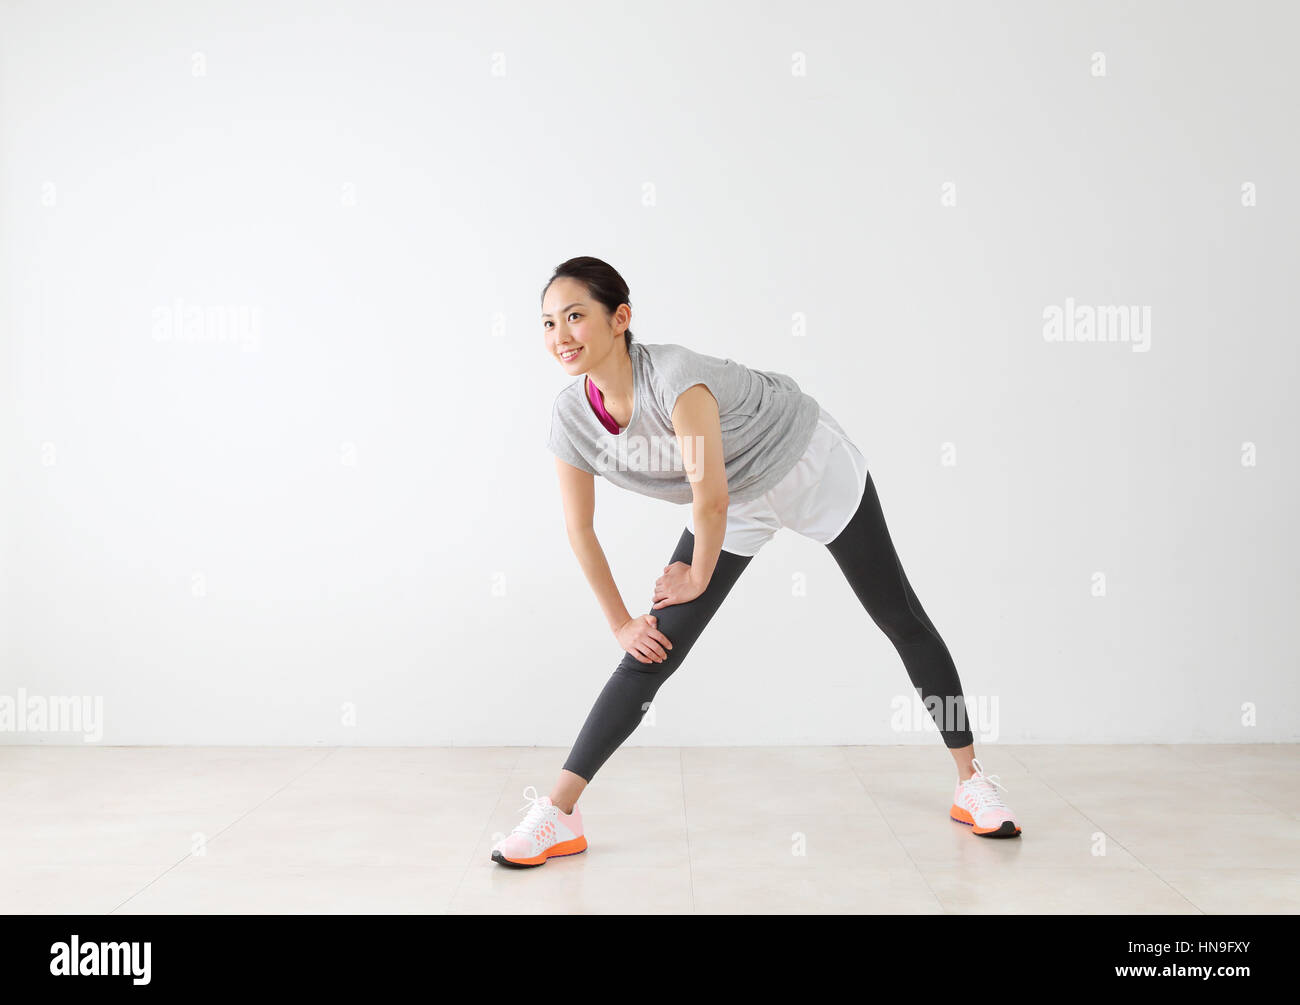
left=491, top=257, right=1021, bottom=868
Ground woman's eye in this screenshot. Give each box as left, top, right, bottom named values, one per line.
left=569, top=313, right=580, bottom=321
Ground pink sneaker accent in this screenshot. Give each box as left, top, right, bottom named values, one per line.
left=492, top=786, right=588, bottom=867
left=950, top=757, right=1022, bottom=837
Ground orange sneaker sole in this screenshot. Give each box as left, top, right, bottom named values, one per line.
left=950, top=804, right=1022, bottom=838
left=491, top=835, right=589, bottom=867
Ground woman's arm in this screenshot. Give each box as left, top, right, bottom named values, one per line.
left=553, top=456, right=673, bottom=663
left=663, top=383, right=729, bottom=596
left=553, top=456, right=634, bottom=634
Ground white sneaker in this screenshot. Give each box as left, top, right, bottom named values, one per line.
left=491, top=785, right=588, bottom=867
left=950, top=758, right=1022, bottom=838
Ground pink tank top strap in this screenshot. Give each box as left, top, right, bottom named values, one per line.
left=586, top=376, right=621, bottom=434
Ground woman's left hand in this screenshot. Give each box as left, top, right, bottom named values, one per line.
left=652, top=561, right=705, bottom=609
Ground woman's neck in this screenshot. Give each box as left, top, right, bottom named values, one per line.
left=585, top=342, right=634, bottom=424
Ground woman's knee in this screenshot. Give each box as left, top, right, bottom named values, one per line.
left=871, top=600, right=933, bottom=648
left=616, top=647, right=685, bottom=680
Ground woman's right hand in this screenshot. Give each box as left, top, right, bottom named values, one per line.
left=615, top=614, right=674, bottom=665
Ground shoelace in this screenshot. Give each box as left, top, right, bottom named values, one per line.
left=510, top=785, right=554, bottom=836
left=961, top=757, right=1009, bottom=812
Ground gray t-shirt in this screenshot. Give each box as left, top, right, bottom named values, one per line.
left=546, top=340, right=821, bottom=505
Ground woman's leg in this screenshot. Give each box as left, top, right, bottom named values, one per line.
left=824, top=471, right=977, bottom=772
left=550, top=526, right=755, bottom=810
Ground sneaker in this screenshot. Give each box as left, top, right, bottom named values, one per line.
left=950, top=757, right=1022, bottom=838
left=491, top=785, right=588, bottom=867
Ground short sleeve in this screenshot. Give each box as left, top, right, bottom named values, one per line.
left=547, top=399, right=598, bottom=475
left=652, top=348, right=724, bottom=420
left=660, top=379, right=720, bottom=421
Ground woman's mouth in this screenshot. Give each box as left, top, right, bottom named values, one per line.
left=559, top=347, right=582, bottom=362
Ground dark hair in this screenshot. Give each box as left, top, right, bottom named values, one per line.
left=541, top=256, right=634, bottom=347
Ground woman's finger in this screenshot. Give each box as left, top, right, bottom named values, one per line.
left=652, top=630, right=673, bottom=650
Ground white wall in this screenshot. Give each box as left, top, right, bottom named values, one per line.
left=2, top=0, right=1296, bottom=747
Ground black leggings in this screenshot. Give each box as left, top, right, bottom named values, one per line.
left=561, top=471, right=974, bottom=783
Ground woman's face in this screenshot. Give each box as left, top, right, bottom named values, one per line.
left=541, top=277, right=624, bottom=372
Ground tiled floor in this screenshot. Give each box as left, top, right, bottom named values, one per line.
left=0, top=744, right=1296, bottom=914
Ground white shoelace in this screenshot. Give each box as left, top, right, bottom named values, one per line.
left=961, top=757, right=1009, bottom=812
left=511, top=785, right=553, bottom=836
